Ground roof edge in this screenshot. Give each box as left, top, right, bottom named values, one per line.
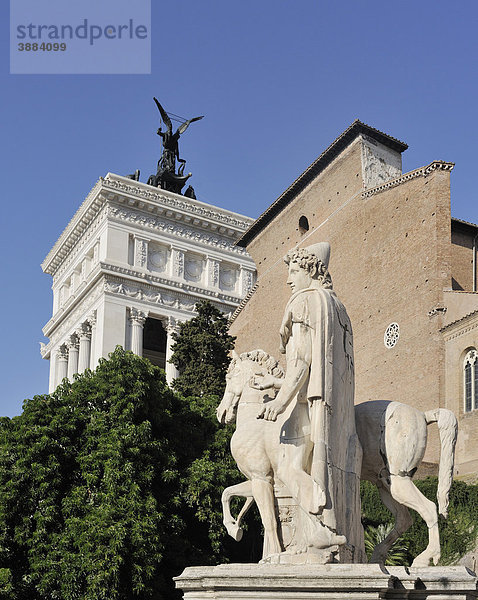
left=237, top=120, right=407, bottom=247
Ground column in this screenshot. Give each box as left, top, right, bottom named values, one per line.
left=67, top=335, right=79, bottom=380
left=56, top=346, right=68, bottom=386
left=162, top=317, right=180, bottom=385
left=134, top=235, right=149, bottom=269
left=206, top=256, right=221, bottom=289
left=129, top=308, right=149, bottom=356
left=77, top=323, right=92, bottom=373
left=88, top=311, right=97, bottom=369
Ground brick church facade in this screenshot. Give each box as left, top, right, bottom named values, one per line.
left=229, top=120, right=478, bottom=477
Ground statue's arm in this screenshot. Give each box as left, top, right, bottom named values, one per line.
left=257, top=321, right=311, bottom=421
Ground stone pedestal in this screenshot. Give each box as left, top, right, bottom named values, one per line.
left=175, top=564, right=478, bottom=600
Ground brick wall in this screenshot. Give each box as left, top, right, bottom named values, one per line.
left=231, top=137, right=454, bottom=466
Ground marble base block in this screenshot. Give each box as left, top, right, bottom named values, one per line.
left=175, top=563, right=478, bottom=600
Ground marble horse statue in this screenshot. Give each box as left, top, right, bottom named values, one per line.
left=217, top=349, right=458, bottom=567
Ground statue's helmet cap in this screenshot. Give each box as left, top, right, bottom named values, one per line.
left=304, top=242, right=330, bottom=269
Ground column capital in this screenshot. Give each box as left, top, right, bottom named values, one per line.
left=161, top=315, right=181, bottom=335
left=87, top=311, right=97, bottom=328
left=57, top=345, right=68, bottom=360
left=129, top=307, right=149, bottom=326
left=76, top=322, right=92, bottom=340
left=67, top=334, right=79, bottom=350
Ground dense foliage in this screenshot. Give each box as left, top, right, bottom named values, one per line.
left=361, top=478, right=478, bottom=565
left=168, top=299, right=262, bottom=563
left=363, top=523, right=409, bottom=566
left=0, top=348, right=258, bottom=600
left=169, top=301, right=236, bottom=397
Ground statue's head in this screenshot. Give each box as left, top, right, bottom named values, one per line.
left=284, top=242, right=332, bottom=291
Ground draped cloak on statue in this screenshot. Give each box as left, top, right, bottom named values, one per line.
left=279, top=286, right=364, bottom=559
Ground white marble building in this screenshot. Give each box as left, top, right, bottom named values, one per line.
left=41, top=173, right=256, bottom=392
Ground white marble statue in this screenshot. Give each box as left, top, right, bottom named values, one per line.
left=216, top=242, right=458, bottom=567
left=355, top=400, right=457, bottom=566
left=217, top=243, right=364, bottom=563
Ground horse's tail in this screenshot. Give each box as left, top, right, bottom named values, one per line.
left=425, top=408, right=458, bottom=518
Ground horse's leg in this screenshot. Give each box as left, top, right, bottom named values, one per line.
left=251, top=477, right=281, bottom=560
left=221, top=480, right=254, bottom=541
left=390, top=474, right=440, bottom=566
left=369, top=479, right=413, bottom=564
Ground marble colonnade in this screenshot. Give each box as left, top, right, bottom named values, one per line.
left=55, top=308, right=180, bottom=388
left=55, top=314, right=95, bottom=388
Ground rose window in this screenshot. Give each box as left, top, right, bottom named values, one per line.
left=384, top=323, right=400, bottom=349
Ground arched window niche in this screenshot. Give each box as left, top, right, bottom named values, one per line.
left=298, top=215, right=309, bottom=234
left=463, top=348, right=478, bottom=413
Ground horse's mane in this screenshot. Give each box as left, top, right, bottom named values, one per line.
left=229, top=349, right=284, bottom=378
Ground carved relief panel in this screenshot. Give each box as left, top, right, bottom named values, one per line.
left=184, top=253, right=204, bottom=283
left=148, top=243, right=169, bottom=274
left=219, top=263, right=238, bottom=292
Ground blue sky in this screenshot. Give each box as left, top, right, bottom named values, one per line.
left=1, top=0, right=477, bottom=417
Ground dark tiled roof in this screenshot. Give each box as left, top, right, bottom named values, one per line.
left=452, top=217, right=478, bottom=230
left=237, top=120, right=408, bottom=247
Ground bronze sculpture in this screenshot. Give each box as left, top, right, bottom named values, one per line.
left=147, top=97, right=203, bottom=194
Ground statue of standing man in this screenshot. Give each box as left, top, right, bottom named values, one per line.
left=256, top=242, right=364, bottom=562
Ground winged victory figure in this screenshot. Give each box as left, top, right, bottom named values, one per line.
left=147, top=97, right=203, bottom=194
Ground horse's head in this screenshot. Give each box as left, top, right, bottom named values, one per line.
left=217, top=349, right=285, bottom=425
left=216, top=350, right=250, bottom=425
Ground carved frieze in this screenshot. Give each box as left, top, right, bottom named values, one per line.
left=107, top=206, right=249, bottom=256
left=103, top=177, right=251, bottom=230
left=105, top=279, right=197, bottom=313
left=100, top=262, right=241, bottom=303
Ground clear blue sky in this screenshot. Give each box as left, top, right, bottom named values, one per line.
left=1, top=0, right=477, bottom=417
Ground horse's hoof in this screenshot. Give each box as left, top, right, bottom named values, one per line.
left=411, top=550, right=440, bottom=568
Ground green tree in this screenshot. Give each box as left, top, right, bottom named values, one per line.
left=169, top=301, right=236, bottom=397
left=169, top=300, right=262, bottom=563
left=0, top=348, right=207, bottom=600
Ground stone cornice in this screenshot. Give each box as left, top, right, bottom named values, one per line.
left=42, top=180, right=105, bottom=276
left=441, top=308, right=478, bottom=341
left=42, top=173, right=254, bottom=277
left=43, top=261, right=243, bottom=340
left=103, top=174, right=253, bottom=231
left=361, top=161, right=454, bottom=199
left=107, top=206, right=251, bottom=258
